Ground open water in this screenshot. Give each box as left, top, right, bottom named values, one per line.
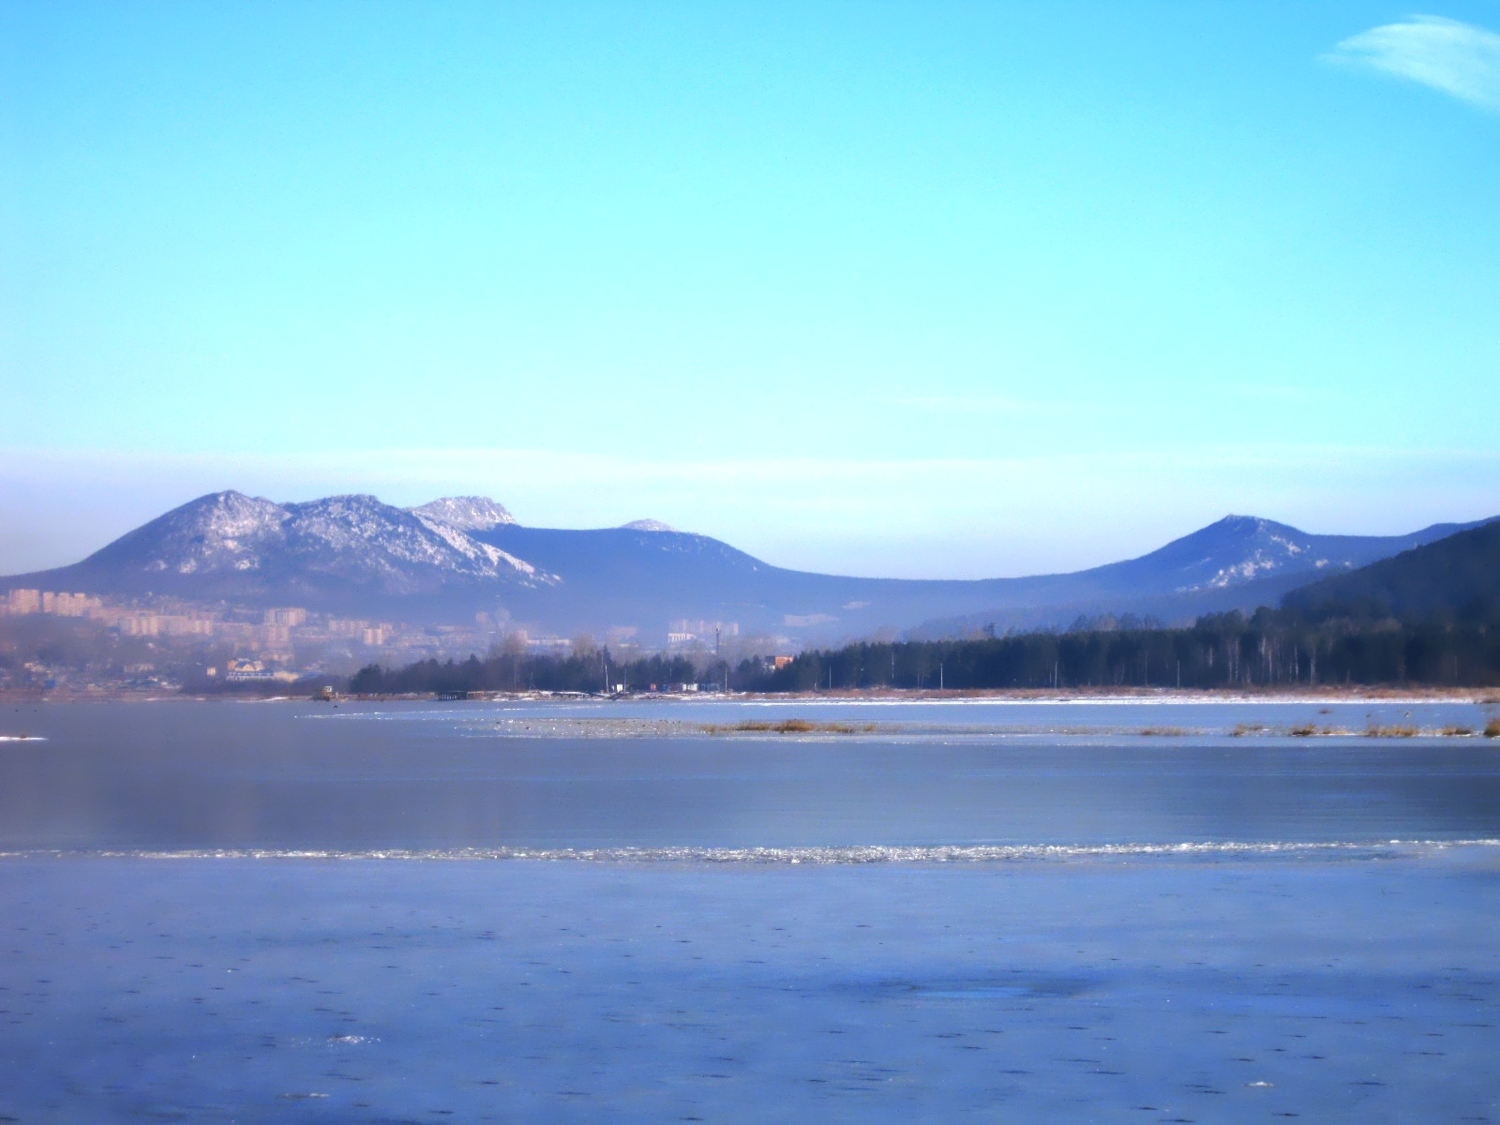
left=1, top=697, right=1498, bottom=1121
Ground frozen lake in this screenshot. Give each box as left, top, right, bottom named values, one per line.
left=3, top=697, right=1500, bottom=852
left=1, top=698, right=1498, bottom=1121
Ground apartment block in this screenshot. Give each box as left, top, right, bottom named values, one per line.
left=6, top=589, right=42, bottom=615
left=41, top=592, right=102, bottom=616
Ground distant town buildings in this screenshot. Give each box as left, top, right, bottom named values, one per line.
left=0, top=588, right=489, bottom=679
left=5, top=589, right=105, bottom=617
left=220, top=658, right=298, bottom=684
left=0, top=585, right=796, bottom=694
left=669, top=619, right=740, bottom=638
left=3, top=588, right=94, bottom=615
left=4, top=589, right=40, bottom=615
left=45, top=592, right=101, bottom=615
left=665, top=619, right=740, bottom=651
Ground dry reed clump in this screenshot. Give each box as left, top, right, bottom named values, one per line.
left=1290, top=723, right=1317, bottom=737
left=1137, top=727, right=1187, bottom=737
left=703, top=719, right=877, bottom=735
left=1441, top=725, right=1474, bottom=737
left=1485, top=718, right=1500, bottom=739
left=1366, top=724, right=1420, bottom=738
left=1230, top=723, right=1266, bottom=737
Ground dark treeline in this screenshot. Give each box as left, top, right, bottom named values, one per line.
left=349, top=648, right=707, bottom=695
left=351, top=607, right=1500, bottom=695
left=734, top=607, right=1500, bottom=691
left=352, top=607, right=1500, bottom=695
left=351, top=529, right=1500, bottom=697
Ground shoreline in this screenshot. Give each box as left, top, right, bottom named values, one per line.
left=6, top=685, right=1500, bottom=705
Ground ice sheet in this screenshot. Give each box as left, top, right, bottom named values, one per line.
left=2, top=850, right=1497, bottom=1123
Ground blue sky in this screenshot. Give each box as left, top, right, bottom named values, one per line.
left=3, top=2, right=1499, bottom=577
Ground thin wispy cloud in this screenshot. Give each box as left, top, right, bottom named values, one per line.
left=1326, top=14, right=1500, bottom=110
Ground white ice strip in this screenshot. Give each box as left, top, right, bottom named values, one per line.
left=3, top=840, right=1497, bottom=863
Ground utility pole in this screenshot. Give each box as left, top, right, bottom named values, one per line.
left=939, top=661, right=944, bottom=691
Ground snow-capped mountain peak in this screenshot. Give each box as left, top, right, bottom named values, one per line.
left=409, top=496, right=517, bottom=532
left=620, top=519, right=676, bottom=533
left=107, top=490, right=291, bottom=576
left=71, top=491, right=551, bottom=597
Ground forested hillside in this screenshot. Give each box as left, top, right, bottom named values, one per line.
left=1283, top=520, right=1500, bottom=625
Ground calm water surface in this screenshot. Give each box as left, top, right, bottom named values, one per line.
left=1, top=698, right=1498, bottom=851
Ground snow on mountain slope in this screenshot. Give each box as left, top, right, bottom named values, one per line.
left=409, top=496, right=517, bottom=532
left=282, top=494, right=546, bottom=587
left=905, top=514, right=1493, bottom=639
left=1110, top=514, right=1482, bottom=595
left=53, top=491, right=551, bottom=596
left=108, top=490, right=292, bottom=577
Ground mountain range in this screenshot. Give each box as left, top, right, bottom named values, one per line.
left=1, top=491, right=1490, bottom=644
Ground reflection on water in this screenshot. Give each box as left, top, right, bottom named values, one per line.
left=1, top=699, right=1499, bottom=851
